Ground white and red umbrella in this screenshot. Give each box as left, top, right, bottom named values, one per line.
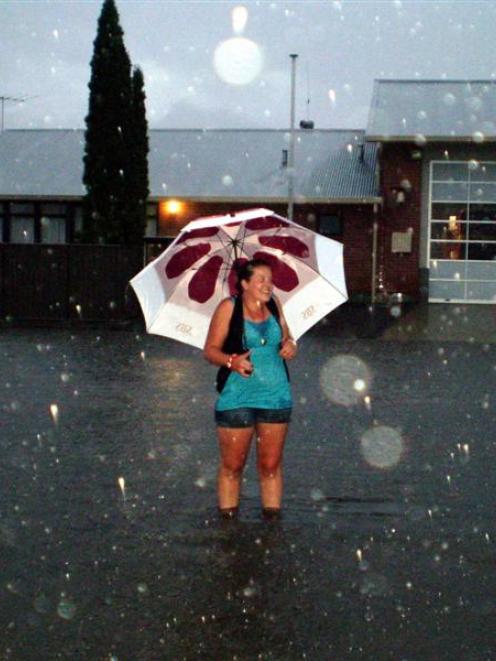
left=130, top=208, right=348, bottom=349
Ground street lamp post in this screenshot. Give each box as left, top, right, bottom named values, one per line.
left=287, top=54, right=298, bottom=221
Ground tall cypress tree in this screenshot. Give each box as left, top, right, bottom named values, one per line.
left=83, top=0, right=133, bottom=244
left=124, top=66, right=149, bottom=245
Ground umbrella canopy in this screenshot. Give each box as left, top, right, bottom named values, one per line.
left=130, top=208, right=348, bottom=349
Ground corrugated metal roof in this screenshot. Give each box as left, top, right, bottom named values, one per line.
left=0, top=128, right=379, bottom=202
left=366, top=79, right=496, bottom=141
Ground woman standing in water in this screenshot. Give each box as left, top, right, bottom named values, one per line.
left=203, top=259, right=297, bottom=520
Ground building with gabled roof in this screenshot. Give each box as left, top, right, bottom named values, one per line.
left=368, top=79, right=496, bottom=304
left=1, top=78, right=496, bottom=305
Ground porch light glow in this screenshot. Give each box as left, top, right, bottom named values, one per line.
left=161, top=199, right=183, bottom=216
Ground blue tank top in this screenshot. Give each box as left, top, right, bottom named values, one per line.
left=215, top=313, right=293, bottom=411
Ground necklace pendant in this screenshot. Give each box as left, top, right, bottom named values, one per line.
left=260, top=338, right=267, bottom=346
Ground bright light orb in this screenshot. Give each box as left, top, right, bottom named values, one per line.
left=213, top=37, right=263, bottom=86
left=319, top=355, right=372, bottom=407
left=360, top=425, right=404, bottom=469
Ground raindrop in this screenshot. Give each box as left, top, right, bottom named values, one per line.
left=118, top=476, right=126, bottom=499
left=33, top=594, right=51, bottom=614
left=49, top=403, right=59, bottom=425
left=232, top=5, right=248, bottom=35
left=414, top=134, right=427, bottom=146
left=443, top=93, right=456, bottom=107
left=137, top=583, right=149, bottom=595
left=57, top=597, right=76, bottom=620
left=310, top=488, right=325, bottom=501
left=472, top=131, right=484, bottom=143
left=222, top=174, right=234, bottom=187
left=328, top=89, right=336, bottom=105
left=468, top=159, right=479, bottom=171
left=466, top=96, right=482, bottom=112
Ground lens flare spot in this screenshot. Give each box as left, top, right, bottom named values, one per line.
left=213, top=37, right=263, bottom=85
left=320, top=355, right=372, bottom=407
left=360, top=426, right=404, bottom=469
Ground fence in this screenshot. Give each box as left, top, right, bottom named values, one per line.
left=0, top=244, right=144, bottom=323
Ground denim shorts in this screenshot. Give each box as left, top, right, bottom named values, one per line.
left=215, top=407, right=292, bottom=428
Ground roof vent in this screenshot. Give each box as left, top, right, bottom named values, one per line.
left=299, top=120, right=314, bottom=129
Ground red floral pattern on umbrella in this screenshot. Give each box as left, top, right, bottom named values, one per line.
left=130, top=208, right=348, bottom=349
left=164, top=221, right=310, bottom=302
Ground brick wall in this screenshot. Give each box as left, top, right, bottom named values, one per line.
left=379, top=143, right=422, bottom=299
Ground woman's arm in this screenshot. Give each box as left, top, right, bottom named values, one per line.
left=203, top=299, right=253, bottom=376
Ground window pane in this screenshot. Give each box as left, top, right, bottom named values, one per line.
left=470, top=183, right=496, bottom=203
left=10, top=203, right=35, bottom=215
left=432, top=163, right=468, bottom=181
left=432, top=182, right=469, bottom=201
left=431, top=203, right=467, bottom=220
left=319, top=214, right=342, bottom=236
left=467, top=223, right=496, bottom=241
left=471, top=163, right=496, bottom=182
left=147, top=203, right=157, bottom=218
left=41, top=217, right=66, bottom=244
left=466, top=281, right=496, bottom=301
left=429, top=260, right=466, bottom=280
left=430, top=242, right=467, bottom=260
left=429, top=280, right=466, bottom=300
left=468, top=204, right=496, bottom=221
left=145, top=217, right=156, bottom=237
left=466, top=262, right=496, bottom=279
left=467, top=243, right=496, bottom=260
left=10, top=217, right=34, bottom=243
left=74, top=207, right=83, bottom=234
left=430, top=222, right=467, bottom=240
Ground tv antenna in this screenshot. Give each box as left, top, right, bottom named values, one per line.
left=0, top=95, right=29, bottom=132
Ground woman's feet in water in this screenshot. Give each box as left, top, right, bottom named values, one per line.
left=262, top=507, right=282, bottom=521
left=218, top=506, right=282, bottom=520
left=218, top=506, right=239, bottom=520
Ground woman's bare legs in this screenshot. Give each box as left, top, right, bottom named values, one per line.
left=255, top=422, right=289, bottom=510
left=217, top=426, right=254, bottom=509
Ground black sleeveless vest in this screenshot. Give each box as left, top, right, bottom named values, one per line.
left=216, top=295, right=290, bottom=393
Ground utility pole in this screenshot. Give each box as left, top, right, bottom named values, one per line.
left=287, top=54, right=298, bottom=221
left=0, top=96, right=28, bottom=132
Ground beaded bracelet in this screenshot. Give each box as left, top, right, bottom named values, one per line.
left=226, top=353, right=237, bottom=369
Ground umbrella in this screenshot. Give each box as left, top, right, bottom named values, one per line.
left=130, top=207, right=348, bottom=349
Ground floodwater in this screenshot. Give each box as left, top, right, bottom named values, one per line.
left=1, top=319, right=495, bottom=660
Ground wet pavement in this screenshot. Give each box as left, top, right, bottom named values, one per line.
left=1, top=305, right=495, bottom=660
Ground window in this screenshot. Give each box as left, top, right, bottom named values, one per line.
left=146, top=203, right=157, bottom=237
left=429, top=161, right=496, bottom=302
left=41, top=217, right=66, bottom=243
left=10, top=202, right=35, bottom=243
left=318, top=214, right=342, bottom=237
left=10, top=217, right=35, bottom=243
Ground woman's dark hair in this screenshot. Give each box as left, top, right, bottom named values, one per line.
left=235, top=258, right=271, bottom=295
